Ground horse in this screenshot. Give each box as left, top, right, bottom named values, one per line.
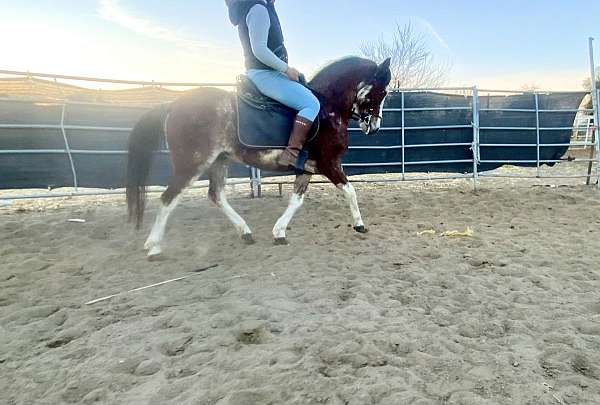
left=126, top=56, right=392, bottom=258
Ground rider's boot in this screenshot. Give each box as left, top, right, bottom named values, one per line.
left=278, top=116, right=317, bottom=173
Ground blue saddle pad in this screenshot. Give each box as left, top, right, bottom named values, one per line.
left=236, top=76, right=318, bottom=149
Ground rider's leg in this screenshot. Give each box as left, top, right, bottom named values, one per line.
left=247, top=69, right=320, bottom=172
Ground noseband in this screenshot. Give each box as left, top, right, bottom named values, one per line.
left=351, top=86, right=382, bottom=125
left=351, top=109, right=382, bottom=124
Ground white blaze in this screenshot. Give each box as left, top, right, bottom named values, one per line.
left=370, top=93, right=388, bottom=132
left=357, top=84, right=373, bottom=102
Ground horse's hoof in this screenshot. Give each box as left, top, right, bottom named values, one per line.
left=274, top=237, right=289, bottom=246
left=147, top=253, right=163, bottom=262
left=242, top=233, right=256, bottom=245
left=147, top=246, right=162, bottom=260
left=354, top=226, right=369, bottom=234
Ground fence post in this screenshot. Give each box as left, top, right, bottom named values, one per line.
left=250, top=167, right=261, bottom=198
left=256, top=168, right=262, bottom=197
left=534, top=93, right=541, bottom=178
left=596, top=89, right=600, bottom=189
left=60, top=103, right=78, bottom=190
left=589, top=37, right=600, bottom=189
left=471, top=86, right=480, bottom=190
left=401, top=91, right=406, bottom=181
left=250, top=168, right=256, bottom=198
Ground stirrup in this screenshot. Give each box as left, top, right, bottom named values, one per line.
left=278, top=150, right=316, bottom=173
left=294, top=150, right=316, bottom=173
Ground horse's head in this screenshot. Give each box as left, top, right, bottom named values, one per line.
left=352, top=57, right=392, bottom=135
left=310, top=56, right=393, bottom=134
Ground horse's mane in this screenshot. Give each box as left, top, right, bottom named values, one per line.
left=309, top=56, right=377, bottom=85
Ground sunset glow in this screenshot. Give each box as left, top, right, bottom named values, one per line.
left=1, top=1, right=599, bottom=90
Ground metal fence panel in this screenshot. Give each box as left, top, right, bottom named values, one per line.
left=0, top=83, right=592, bottom=191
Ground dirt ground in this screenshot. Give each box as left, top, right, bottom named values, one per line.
left=1, top=164, right=600, bottom=405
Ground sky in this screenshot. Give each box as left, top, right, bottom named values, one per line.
left=1, top=0, right=599, bottom=90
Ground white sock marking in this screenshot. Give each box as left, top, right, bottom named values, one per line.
left=145, top=195, right=182, bottom=255
left=273, top=193, right=304, bottom=239
left=215, top=191, right=251, bottom=236
left=339, top=183, right=364, bottom=227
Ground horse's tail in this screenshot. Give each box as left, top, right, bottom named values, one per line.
left=126, top=105, right=168, bottom=229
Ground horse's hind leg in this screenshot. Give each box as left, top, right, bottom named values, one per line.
left=143, top=173, right=193, bottom=257
left=272, top=174, right=311, bottom=245
left=208, top=158, right=254, bottom=244
left=144, top=159, right=214, bottom=258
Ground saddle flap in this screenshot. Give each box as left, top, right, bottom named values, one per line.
left=236, top=75, right=320, bottom=149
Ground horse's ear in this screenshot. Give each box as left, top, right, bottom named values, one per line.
left=379, top=57, right=391, bottom=72
left=376, top=57, right=392, bottom=83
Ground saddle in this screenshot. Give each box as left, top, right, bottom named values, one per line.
left=236, top=75, right=319, bottom=149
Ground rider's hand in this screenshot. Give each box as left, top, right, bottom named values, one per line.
left=286, top=66, right=301, bottom=82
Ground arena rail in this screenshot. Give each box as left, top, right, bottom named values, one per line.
left=0, top=38, right=599, bottom=200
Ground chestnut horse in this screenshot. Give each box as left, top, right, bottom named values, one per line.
left=127, top=56, right=392, bottom=257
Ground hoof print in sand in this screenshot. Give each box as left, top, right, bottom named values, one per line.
left=572, top=354, right=600, bottom=380
left=111, top=356, right=146, bottom=374
left=159, top=335, right=193, bottom=357
left=236, top=321, right=270, bottom=345
left=46, top=327, right=86, bottom=349
left=46, top=335, right=75, bottom=349
left=153, top=315, right=184, bottom=330
left=61, top=379, right=102, bottom=404
left=574, top=320, right=600, bottom=336
left=134, top=359, right=162, bottom=376
left=431, top=306, right=455, bottom=327
left=81, top=388, right=108, bottom=404
left=166, top=367, right=197, bottom=379
left=7, top=305, right=59, bottom=325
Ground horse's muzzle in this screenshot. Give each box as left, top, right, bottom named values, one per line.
left=368, top=127, right=380, bottom=135
left=361, top=116, right=382, bottom=135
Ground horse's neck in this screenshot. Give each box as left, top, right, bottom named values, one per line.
left=314, top=78, right=360, bottom=120
left=311, top=62, right=375, bottom=122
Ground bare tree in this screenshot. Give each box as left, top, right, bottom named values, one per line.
left=520, top=83, right=541, bottom=92
left=360, top=22, right=450, bottom=89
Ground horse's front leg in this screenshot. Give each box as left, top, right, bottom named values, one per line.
left=322, top=163, right=367, bottom=233
left=272, top=174, right=312, bottom=244
left=339, top=182, right=367, bottom=233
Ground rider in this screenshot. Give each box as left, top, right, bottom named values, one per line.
left=226, top=0, right=320, bottom=173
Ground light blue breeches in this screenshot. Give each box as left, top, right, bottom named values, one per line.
left=246, top=69, right=320, bottom=121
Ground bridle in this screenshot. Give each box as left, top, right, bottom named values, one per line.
left=350, top=84, right=385, bottom=125
left=350, top=98, right=383, bottom=126
left=350, top=109, right=382, bottom=124
left=299, top=74, right=383, bottom=126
